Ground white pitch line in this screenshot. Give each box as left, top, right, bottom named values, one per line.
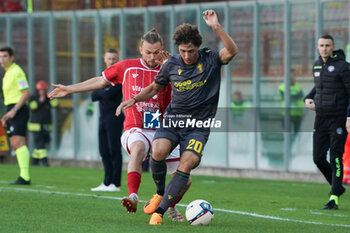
left=1, top=186, right=350, bottom=228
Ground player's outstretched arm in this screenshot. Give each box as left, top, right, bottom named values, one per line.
left=116, top=82, right=163, bottom=116
left=48, top=76, right=108, bottom=99
left=203, top=9, right=238, bottom=64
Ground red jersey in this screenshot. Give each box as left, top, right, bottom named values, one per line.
left=102, top=58, right=171, bottom=131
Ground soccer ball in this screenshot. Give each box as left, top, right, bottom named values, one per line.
left=185, top=200, right=214, bottom=226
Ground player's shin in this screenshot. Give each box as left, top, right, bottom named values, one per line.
left=127, top=171, right=141, bottom=196
left=16, top=145, right=30, bottom=181
left=155, top=169, right=189, bottom=215
left=151, top=157, right=167, bottom=195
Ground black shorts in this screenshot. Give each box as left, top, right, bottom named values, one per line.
left=6, top=104, right=29, bottom=137
left=154, top=126, right=209, bottom=159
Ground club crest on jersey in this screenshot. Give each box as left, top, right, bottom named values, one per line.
left=328, top=65, right=335, bottom=72
left=314, top=72, right=320, bottom=77
left=197, top=63, right=203, bottom=73
left=178, top=69, right=183, bottom=75
left=132, top=73, right=139, bottom=78
left=336, top=128, right=343, bottom=135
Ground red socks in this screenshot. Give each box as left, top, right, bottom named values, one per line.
left=170, top=195, right=183, bottom=208
left=127, top=172, right=141, bottom=196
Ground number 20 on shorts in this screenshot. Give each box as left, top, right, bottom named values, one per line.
left=186, top=139, right=204, bottom=155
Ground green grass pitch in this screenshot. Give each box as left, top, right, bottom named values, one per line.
left=1, top=163, right=350, bottom=233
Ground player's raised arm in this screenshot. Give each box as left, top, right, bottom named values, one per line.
left=48, top=76, right=109, bottom=99
left=116, top=82, right=163, bottom=116
left=203, top=9, right=238, bottom=64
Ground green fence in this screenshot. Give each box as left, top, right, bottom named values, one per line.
left=0, top=0, right=349, bottom=172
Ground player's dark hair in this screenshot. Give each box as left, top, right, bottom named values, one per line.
left=173, top=23, right=202, bottom=47
left=105, top=48, right=118, bottom=54
left=320, top=34, right=334, bottom=43
left=141, top=28, right=163, bottom=46
left=0, top=46, right=14, bottom=56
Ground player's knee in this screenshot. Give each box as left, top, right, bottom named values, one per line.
left=151, top=146, right=169, bottom=161
left=130, top=142, right=146, bottom=160
left=10, top=137, right=25, bottom=150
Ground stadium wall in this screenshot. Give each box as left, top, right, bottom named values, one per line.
left=0, top=0, right=349, bottom=174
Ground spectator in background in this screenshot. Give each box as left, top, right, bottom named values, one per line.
left=28, top=80, right=58, bottom=166
left=278, top=69, right=304, bottom=134
left=90, top=48, right=124, bottom=192
left=0, top=0, right=23, bottom=13
left=305, top=34, right=350, bottom=210
left=230, top=90, right=248, bottom=118
left=0, top=46, right=31, bottom=185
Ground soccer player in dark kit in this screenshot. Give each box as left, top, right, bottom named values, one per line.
left=116, top=9, right=238, bottom=225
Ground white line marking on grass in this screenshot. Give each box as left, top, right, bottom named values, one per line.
left=310, top=210, right=347, bottom=218
left=0, top=180, right=56, bottom=189
left=1, top=186, right=350, bottom=228
left=213, top=207, right=350, bottom=228
left=280, top=208, right=296, bottom=211
left=310, top=211, right=323, bottom=215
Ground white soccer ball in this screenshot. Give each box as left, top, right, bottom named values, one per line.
left=185, top=199, right=214, bottom=226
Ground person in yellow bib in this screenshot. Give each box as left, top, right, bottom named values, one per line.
left=278, top=69, right=304, bottom=134
left=0, top=46, right=31, bottom=185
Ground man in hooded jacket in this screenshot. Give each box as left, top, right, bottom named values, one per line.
left=305, top=34, right=350, bottom=210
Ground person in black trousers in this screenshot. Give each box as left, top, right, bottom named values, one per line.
left=28, top=80, right=59, bottom=166
left=91, top=48, right=124, bottom=192
left=305, top=34, right=350, bottom=210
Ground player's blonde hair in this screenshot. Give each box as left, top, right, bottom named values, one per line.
left=140, top=28, right=164, bottom=46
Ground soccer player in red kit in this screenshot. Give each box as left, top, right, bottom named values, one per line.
left=49, top=29, right=191, bottom=219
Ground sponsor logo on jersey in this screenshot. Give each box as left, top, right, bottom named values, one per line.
left=174, top=79, right=207, bottom=91
left=132, top=86, right=143, bottom=92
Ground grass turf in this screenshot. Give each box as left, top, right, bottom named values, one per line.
left=0, top=164, right=350, bottom=233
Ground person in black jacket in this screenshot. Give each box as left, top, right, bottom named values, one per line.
left=28, top=80, right=58, bottom=166
left=90, top=49, right=124, bottom=192
left=305, top=34, right=350, bottom=210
